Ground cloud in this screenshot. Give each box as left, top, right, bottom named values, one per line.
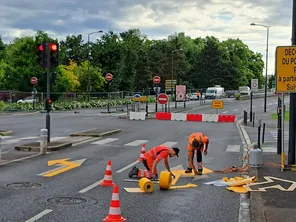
left=0, top=0, right=293, bottom=75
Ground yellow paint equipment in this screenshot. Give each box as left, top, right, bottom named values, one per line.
left=138, top=178, right=155, bottom=193
left=159, top=171, right=173, bottom=190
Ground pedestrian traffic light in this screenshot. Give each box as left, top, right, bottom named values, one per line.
left=45, top=99, right=52, bottom=112
left=49, top=43, right=59, bottom=68
left=37, top=43, right=46, bottom=68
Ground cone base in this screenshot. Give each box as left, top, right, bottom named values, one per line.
left=103, top=216, right=126, bottom=222
left=100, top=181, right=115, bottom=186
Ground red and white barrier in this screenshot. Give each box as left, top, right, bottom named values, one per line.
left=155, top=112, right=236, bottom=123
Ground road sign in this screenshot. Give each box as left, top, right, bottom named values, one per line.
left=31, top=77, right=38, bottom=85
left=105, top=73, right=113, bottom=81
left=175, top=85, right=186, bottom=102
left=251, top=79, right=258, bottom=91
left=275, top=46, right=296, bottom=92
left=153, top=76, right=161, bottom=84
left=38, top=158, right=86, bottom=177
left=212, top=100, right=223, bottom=109
left=165, top=80, right=177, bottom=90
left=157, top=93, right=169, bottom=105
left=272, top=80, right=276, bottom=88
left=132, top=96, right=148, bottom=102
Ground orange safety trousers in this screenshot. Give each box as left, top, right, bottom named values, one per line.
left=137, top=156, right=157, bottom=179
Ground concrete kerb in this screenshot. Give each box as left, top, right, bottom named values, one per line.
left=0, top=153, right=42, bottom=166
left=70, top=128, right=122, bottom=137
left=237, top=118, right=266, bottom=222
left=15, top=142, right=72, bottom=152
left=0, top=130, right=13, bottom=136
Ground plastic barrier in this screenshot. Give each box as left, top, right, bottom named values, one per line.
left=218, top=114, right=236, bottom=123
left=171, top=113, right=187, bottom=121
left=202, top=114, right=218, bottom=122
left=129, top=112, right=146, bottom=120
left=156, top=112, right=172, bottom=120
left=186, top=114, right=202, bottom=122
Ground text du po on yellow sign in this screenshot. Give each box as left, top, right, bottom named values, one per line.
left=212, top=100, right=223, bottom=109
left=276, top=46, right=296, bottom=92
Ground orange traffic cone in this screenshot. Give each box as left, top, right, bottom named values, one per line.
left=100, top=160, right=115, bottom=186
left=103, top=184, right=126, bottom=222
left=138, top=144, right=146, bottom=161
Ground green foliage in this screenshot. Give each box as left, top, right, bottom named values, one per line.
left=271, top=112, right=289, bottom=121
left=0, top=29, right=265, bottom=93
left=0, top=100, right=5, bottom=111
left=268, top=75, right=275, bottom=89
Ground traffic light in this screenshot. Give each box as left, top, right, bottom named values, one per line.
left=49, top=43, right=59, bottom=68
left=37, top=43, right=46, bottom=68
left=45, top=99, right=52, bottom=112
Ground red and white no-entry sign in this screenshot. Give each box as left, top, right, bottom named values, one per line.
left=105, top=73, right=113, bottom=81
left=31, top=77, right=38, bottom=85
left=158, top=93, right=169, bottom=105
left=153, top=76, right=161, bottom=84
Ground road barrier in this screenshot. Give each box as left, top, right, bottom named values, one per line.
left=129, top=111, right=146, bottom=120
left=156, top=112, right=236, bottom=123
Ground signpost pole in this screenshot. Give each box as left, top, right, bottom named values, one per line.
left=288, top=0, right=296, bottom=164
left=250, top=91, right=253, bottom=122
left=155, top=85, right=158, bottom=112
left=107, top=82, right=110, bottom=112
left=277, top=95, right=282, bottom=155
left=281, top=93, right=285, bottom=164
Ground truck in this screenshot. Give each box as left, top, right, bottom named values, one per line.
left=205, top=85, right=225, bottom=99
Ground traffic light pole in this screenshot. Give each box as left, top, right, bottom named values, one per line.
left=46, top=43, right=51, bottom=143
left=288, top=0, right=296, bottom=164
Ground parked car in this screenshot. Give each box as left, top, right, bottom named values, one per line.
left=17, top=96, right=38, bottom=103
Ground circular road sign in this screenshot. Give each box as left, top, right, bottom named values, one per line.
left=31, top=77, right=38, bottom=85
left=158, top=93, right=169, bottom=105
left=105, top=73, right=113, bottom=81
left=252, top=82, right=258, bottom=88
left=153, top=76, right=161, bottom=84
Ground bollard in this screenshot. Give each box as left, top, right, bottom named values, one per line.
left=252, top=112, right=255, bottom=127
left=40, top=129, right=48, bottom=155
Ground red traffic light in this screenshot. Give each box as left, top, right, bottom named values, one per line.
left=38, top=44, right=44, bottom=51
left=50, top=43, right=58, bottom=51
left=48, top=99, right=52, bottom=104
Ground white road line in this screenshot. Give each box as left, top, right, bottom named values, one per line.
left=21, top=136, right=39, bottom=140
left=0, top=151, right=8, bottom=154
left=35, top=137, right=68, bottom=142
left=78, top=179, right=103, bottom=194
left=262, top=147, right=277, bottom=152
left=222, top=111, right=229, bottom=113
left=268, top=103, right=273, bottom=105
left=124, top=140, right=148, bottom=147
left=112, top=113, right=127, bottom=116
left=226, top=145, right=241, bottom=152
left=91, top=138, right=119, bottom=145
left=161, top=141, right=178, bottom=147
left=25, top=209, right=53, bottom=222
left=233, top=109, right=238, bottom=112
left=116, top=160, right=140, bottom=173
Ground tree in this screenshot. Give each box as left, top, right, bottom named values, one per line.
left=268, top=74, right=275, bottom=89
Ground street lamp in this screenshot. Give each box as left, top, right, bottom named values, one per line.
left=171, top=49, right=183, bottom=108
left=250, top=23, right=270, bottom=112
left=87, top=30, right=103, bottom=101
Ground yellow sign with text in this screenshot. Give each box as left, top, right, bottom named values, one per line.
left=132, top=96, right=148, bottom=102
left=276, top=46, right=296, bottom=92
left=212, top=100, right=223, bottom=109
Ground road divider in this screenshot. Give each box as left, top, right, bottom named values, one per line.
left=156, top=112, right=236, bottom=123
left=129, top=111, right=146, bottom=120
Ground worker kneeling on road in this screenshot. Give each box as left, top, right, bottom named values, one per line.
left=128, top=145, right=180, bottom=180
left=185, top=132, right=209, bottom=175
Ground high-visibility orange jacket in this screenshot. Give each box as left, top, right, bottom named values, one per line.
left=144, top=145, right=169, bottom=163
left=187, top=132, right=209, bottom=155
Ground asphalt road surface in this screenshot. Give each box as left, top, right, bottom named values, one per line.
left=0, top=97, right=279, bottom=221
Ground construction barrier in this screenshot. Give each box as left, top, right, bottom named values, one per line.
left=155, top=112, right=236, bottom=123
left=129, top=111, right=146, bottom=120
left=156, top=112, right=172, bottom=120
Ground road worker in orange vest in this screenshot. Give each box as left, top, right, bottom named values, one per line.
left=185, top=132, right=209, bottom=175
left=128, top=145, right=180, bottom=181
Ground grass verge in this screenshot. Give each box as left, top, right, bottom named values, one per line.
left=270, top=111, right=289, bottom=121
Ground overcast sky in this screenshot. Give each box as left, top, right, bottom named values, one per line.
left=0, top=0, right=292, bottom=75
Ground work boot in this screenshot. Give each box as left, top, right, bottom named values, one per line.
left=185, top=167, right=192, bottom=173
left=198, top=168, right=203, bottom=175
left=128, top=166, right=139, bottom=178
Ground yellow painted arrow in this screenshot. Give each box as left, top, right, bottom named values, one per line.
left=38, top=158, right=86, bottom=177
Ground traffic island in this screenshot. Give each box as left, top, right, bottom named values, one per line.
left=15, top=141, right=72, bottom=152
left=69, top=128, right=121, bottom=137
left=0, top=130, right=13, bottom=136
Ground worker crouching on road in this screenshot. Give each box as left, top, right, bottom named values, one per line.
left=128, top=145, right=180, bottom=181
left=185, top=132, right=209, bottom=175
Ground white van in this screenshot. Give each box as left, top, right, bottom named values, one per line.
left=239, top=86, right=251, bottom=96
left=205, top=85, right=224, bottom=99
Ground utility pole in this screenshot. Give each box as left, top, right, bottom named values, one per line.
left=288, top=0, right=296, bottom=164
left=46, top=43, right=51, bottom=142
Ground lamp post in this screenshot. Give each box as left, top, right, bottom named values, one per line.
left=87, top=30, right=103, bottom=101
left=171, top=49, right=183, bottom=108
left=250, top=23, right=270, bottom=112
